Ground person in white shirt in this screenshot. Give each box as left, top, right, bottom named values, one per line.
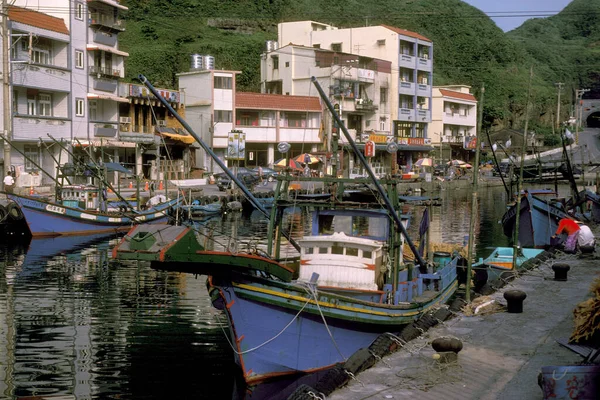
left=3, top=173, right=14, bottom=193
left=577, top=223, right=596, bottom=253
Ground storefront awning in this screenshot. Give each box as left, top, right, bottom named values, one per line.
left=156, top=127, right=196, bottom=145
left=86, top=44, right=129, bottom=57
left=345, top=143, right=433, bottom=152
left=72, top=139, right=137, bottom=148
left=87, top=93, right=130, bottom=103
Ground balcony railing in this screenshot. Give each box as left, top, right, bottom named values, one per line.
left=355, top=98, right=378, bottom=111
left=89, top=66, right=121, bottom=79
left=89, top=12, right=125, bottom=31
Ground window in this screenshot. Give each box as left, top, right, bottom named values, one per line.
left=38, top=93, right=52, bottom=116
left=75, top=98, right=85, bottom=117
left=237, top=111, right=259, bottom=126
left=12, top=90, right=17, bottom=115
left=379, top=117, right=386, bottom=131
left=24, top=145, right=40, bottom=172
left=285, top=61, right=289, bottom=68
left=380, top=87, right=387, bottom=104
left=399, top=95, right=413, bottom=109
left=313, top=44, right=321, bottom=49
left=214, top=76, right=232, bottom=89
left=331, top=43, right=342, bottom=52
left=285, top=112, right=306, bottom=128
left=416, top=123, right=425, bottom=138
left=89, top=100, right=97, bottom=121
left=362, top=250, right=372, bottom=259
left=27, top=97, right=36, bottom=115
left=272, top=55, right=279, bottom=70
left=75, top=50, right=84, bottom=69
left=395, top=121, right=412, bottom=138
left=32, top=49, right=51, bottom=65
left=417, top=97, right=427, bottom=109
left=75, top=3, right=84, bottom=20
left=399, top=68, right=413, bottom=83
left=214, top=110, right=232, bottom=123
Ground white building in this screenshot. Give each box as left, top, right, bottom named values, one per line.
left=430, top=86, right=478, bottom=162
left=0, top=0, right=128, bottom=187
left=276, top=21, right=434, bottom=171
left=178, top=66, right=322, bottom=171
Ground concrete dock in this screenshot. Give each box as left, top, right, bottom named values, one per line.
left=328, top=252, right=600, bottom=400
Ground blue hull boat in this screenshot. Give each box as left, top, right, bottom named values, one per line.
left=501, top=191, right=570, bottom=248
left=8, top=190, right=181, bottom=237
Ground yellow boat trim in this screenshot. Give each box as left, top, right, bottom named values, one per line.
left=233, top=280, right=458, bottom=318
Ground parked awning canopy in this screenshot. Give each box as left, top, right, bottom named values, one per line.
left=87, top=93, right=129, bottom=103
left=86, top=44, right=129, bottom=57
left=156, top=127, right=195, bottom=145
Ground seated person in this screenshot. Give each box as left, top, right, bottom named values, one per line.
left=577, top=223, right=596, bottom=253
left=553, top=217, right=580, bottom=253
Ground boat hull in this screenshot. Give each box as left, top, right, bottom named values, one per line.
left=209, top=265, right=458, bottom=385
left=8, top=193, right=179, bottom=237
left=501, top=193, right=567, bottom=248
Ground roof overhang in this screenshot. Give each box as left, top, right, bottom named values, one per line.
left=86, top=44, right=129, bottom=57
left=87, top=93, right=129, bottom=103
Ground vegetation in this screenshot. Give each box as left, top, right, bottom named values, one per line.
left=119, top=0, right=600, bottom=138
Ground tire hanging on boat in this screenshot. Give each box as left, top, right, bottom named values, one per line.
left=0, top=204, right=7, bottom=221
left=6, top=202, right=24, bottom=221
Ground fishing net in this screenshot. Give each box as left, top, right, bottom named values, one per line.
left=570, top=277, right=600, bottom=344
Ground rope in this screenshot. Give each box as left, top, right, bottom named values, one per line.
left=218, top=294, right=312, bottom=355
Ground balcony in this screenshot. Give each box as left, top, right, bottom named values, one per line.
left=397, top=108, right=415, bottom=121
left=417, top=83, right=431, bottom=97
left=13, top=116, right=71, bottom=140
left=94, top=123, right=118, bottom=137
left=445, top=135, right=464, bottom=144
left=12, top=65, right=71, bottom=92
left=89, top=65, right=122, bottom=79
left=399, top=81, right=415, bottom=95
left=443, top=112, right=477, bottom=127
left=416, top=109, right=431, bottom=122
left=355, top=98, right=378, bottom=112
left=90, top=12, right=126, bottom=32
left=93, top=77, right=118, bottom=92
left=92, top=31, right=118, bottom=47
left=417, top=56, right=432, bottom=71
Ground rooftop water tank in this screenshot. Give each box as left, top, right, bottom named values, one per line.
left=265, top=40, right=279, bottom=52
left=190, top=54, right=215, bottom=71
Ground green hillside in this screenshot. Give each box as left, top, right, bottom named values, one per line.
left=119, top=0, right=599, bottom=135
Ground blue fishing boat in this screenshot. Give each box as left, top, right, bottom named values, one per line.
left=180, top=198, right=222, bottom=220
left=501, top=190, right=570, bottom=248
left=8, top=185, right=181, bottom=237
left=473, top=246, right=545, bottom=282
left=113, top=75, right=460, bottom=386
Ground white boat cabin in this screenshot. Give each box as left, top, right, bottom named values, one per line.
left=297, top=209, right=407, bottom=290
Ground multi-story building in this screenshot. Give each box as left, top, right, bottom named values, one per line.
left=276, top=21, right=434, bottom=172
left=261, top=43, right=394, bottom=176
left=178, top=65, right=322, bottom=172
left=1, top=1, right=130, bottom=187
left=430, top=86, right=478, bottom=162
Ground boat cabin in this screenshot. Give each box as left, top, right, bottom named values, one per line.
left=59, top=185, right=102, bottom=210
left=297, top=209, right=406, bottom=290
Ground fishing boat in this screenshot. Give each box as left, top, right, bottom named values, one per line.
left=8, top=186, right=180, bottom=238
left=472, top=246, right=545, bottom=282
left=113, top=75, right=461, bottom=386
left=180, top=197, right=222, bottom=220
left=501, top=190, right=571, bottom=248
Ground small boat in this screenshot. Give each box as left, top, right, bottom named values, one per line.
left=501, top=190, right=570, bottom=248
left=114, top=75, right=460, bottom=386
left=8, top=185, right=181, bottom=238
left=180, top=198, right=222, bottom=220
left=0, top=199, right=31, bottom=238
left=473, top=246, right=545, bottom=282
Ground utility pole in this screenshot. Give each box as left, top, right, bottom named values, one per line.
left=2, top=0, right=11, bottom=175
left=575, top=88, right=590, bottom=145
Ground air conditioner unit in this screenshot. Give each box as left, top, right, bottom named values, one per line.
left=119, top=116, right=131, bottom=124
left=157, top=120, right=167, bottom=127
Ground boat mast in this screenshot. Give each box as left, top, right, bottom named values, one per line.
left=138, top=74, right=301, bottom=252
left=511, top=67, right=533, bottom=273
left=465, top=83, right=484, bottom=303
left=311, top=76, right=427, bottom=270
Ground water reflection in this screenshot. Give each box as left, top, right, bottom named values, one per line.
left=0, top=184, right=573, bottom=399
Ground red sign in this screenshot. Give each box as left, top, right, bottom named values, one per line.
left=365, top=140, right=376, bottom=157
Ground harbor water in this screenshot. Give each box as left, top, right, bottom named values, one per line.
left=0, top=184, right=571, bottom=399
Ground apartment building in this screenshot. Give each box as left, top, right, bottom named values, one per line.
left=0, top=1, right=129, bottom=187
left=276, top=21, right=434, bottom=172
left=261, top=43, right=395, bottom=176
left=430, top=86, right=478, bottom=162
left=178, top=65, right=322, bottom=172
